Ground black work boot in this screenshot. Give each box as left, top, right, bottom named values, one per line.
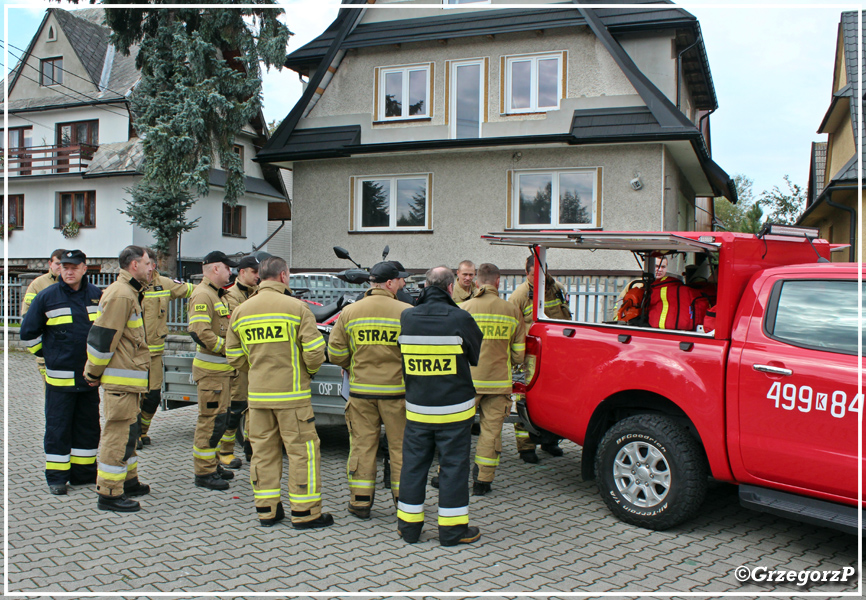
left=541, top=443, right=564, bottom=457
left=519, top=450, right=539, bottom=464
left=216, top=464, right=235, bottom=480
left=292, top=513, right=334, bottom=529
left=48, top=484, right=68, bottom=495
left=123, top=479, right=151, bottom=497
left=430, top=475, right=439, bottom=489
left=259, top=503, right=285, bottom=527
left=441, top=526, right=481, bottom=546
left=348, top=503, right=371, bottom=520
left=195, top=471, right=230, bottom=490
left=97, top=494, right=141, bottom=512
left=472, top=481, right=492, bottom=496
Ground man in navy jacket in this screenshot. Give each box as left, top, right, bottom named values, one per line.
left=20, top=250, right=103, bottom=495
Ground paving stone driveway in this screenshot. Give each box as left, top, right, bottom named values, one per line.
left=3, top=350, right=861, bottom=596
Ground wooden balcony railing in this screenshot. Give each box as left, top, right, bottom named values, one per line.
left=3, top=144, right=98, bottom=176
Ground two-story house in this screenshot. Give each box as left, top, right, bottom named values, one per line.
left=256, top=0, right=736, bottom=274
left=799, top=10, right=863, bottom=263
left=2, top=7, right=291, bottom=275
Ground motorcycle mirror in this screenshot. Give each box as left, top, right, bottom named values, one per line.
left=333, top=246, right=351, bottom=260
left=382, top=245, right=390, bottom=261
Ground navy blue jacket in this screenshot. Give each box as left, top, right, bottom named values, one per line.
left=399, top=285, right=483, bottom=427
left=20, top=276, right=102, bottom=391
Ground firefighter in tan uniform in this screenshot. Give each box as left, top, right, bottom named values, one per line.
left=508, top=254, right=569, bottom=462
left=219, top=253, right=268, bottom=469
left=327, top=261, right=412, bottom=519
left=84, top=245, right=154, bottom=512
left=461, top=263, right=526, bottom=495
left=188, top=251, right=238, bottom=491
left=226, top=256, right=334, bottom=529
left=139, top=248, right=194, bottom=448
left=451, top=260, right=478, bottom=304
left=21, top=248, right=65, bottom=382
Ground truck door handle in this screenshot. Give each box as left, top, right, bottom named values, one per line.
left=562, top=328, right=575, bottom=338
left=753, top=364, right=793, bottom=376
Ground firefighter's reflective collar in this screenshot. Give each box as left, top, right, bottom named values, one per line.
left=204, top=277, right=227, bottom=297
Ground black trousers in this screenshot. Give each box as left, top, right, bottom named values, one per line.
left=44, top=386, right=101, bottom=486
left=398, top=420, right=471, bottom=545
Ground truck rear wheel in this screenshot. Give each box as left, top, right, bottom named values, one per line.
left=595, top=414, right=707, bottom=530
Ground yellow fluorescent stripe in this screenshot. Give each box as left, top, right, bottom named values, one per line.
left=658, top=286, right=669, bottom=330
left=101, top=376, right=147, bottom=387
left=407, top=406, right=475, bottom=424
left=397, top=510, right=425, bottom=523
left=46, top=462, right=71, bottom=470
left=97, top=470, right=128, bottom=481
left=511, top=343, right=525, bottom=350
left=475, top=455, right=499, bottom=466
left=303, top=337, right=325, bottom=350
left=306, top=439, right=316, bottom=495
left=87, top=352, right=111, bottom=366
left=289, top=493, right=322, bottom=502
left=189, top=316, right=212, bottom=323
left=127, top=320, right=143, bottom=329
left=438, top=515, right=469, bottom=526
left=89, top=313, right=97, bottom=321
left=28, top=343, right=43, bottom=354
left=327, top=346, right=349, bottom=356
left=71, top=456, right=96, bottom=465
left=473, top=380, right=512, bottom=387
left=45, top=376, right=75, bottom=387
left=46, top=316, right=73, bottom=326
left=191, top=359, right=234, bottom=372
left=401, top=344, right=463, bottom=355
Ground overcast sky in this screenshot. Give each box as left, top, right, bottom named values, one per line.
left=2, top=1, right=857, bottom=201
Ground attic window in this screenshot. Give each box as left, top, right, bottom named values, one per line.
left=41, top=57, right=63, bottom=86
left=377, top=64, right=432, bottom=121
left=47, top=26, right=56, bottom=42
left=504, top=52, right=563, bottom=114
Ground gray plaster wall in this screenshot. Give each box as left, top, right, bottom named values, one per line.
left=663, top=145, right=696, bottom=232
left=291, top=143, right=662, bottom=273
left=307, top=28, right=642, bottom=134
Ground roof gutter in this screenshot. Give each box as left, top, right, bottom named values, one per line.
left=676, top=36, right=701, bottom=111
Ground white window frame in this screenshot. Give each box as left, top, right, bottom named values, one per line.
left=504, top=52, right=562, bottom=114
left=449, top=58, right=485, bottom=139
left=511, top=168, right=600, bottom=230
left=444, top=0, right=491, bottom=7
left=354, top=174, right=431, bottom=231
left=378, top=64, right=431, bottom=121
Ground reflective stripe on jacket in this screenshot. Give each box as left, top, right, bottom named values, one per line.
left=226, top=281, right=326, bottom=408
left=21, top=272, right=58, bottom=316
left=84, top=270, right=149, bottom=392
left=399, top=286, right=483, bottom=426
left=142, top=275, right=194, bottom=355
left=327, top=287, right=411, bottom=399
left=460, top=284, right=526, bottom=394
left=188, top=277, right=234, bottom=380
left=509, top=278, right=571, bottom=325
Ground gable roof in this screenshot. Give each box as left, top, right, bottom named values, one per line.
left=285, top=0, right=717, bottom=111
left=834, top=10, right=864, bottom=184
left=52, top=8, right=110, bottom=88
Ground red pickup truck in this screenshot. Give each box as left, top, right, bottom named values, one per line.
left=484, top=226, right=862, bottom=532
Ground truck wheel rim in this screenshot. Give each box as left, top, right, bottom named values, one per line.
left=612, top=441, right=671, bottom=508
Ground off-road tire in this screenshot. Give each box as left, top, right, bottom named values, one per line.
left=595, top=414, right=707, bottom=530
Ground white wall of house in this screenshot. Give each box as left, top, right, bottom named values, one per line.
left=4, top=175, right=136, bottom=261
left=7, top=105, right=130, bottom=148
left=291, top=144, right=663, bottom=272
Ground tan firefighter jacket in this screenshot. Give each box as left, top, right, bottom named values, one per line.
left=21, top=272, right=58, bottom=315
left=224, top=280, right=257, bottom=313
left=143, top=275, right=194, bottom=355
left=84, top=270, right=149, bottom=392
left=188, top=276, right=234, bottom=380
left=226, top=281, right=325, bottom=408
left=327, top=287, right=412, bottom=399
left=461, top=284, right=526, bottom=394
left=509, top=277, right=571, bottom=325
left=451, top=281, right=478, bottom=304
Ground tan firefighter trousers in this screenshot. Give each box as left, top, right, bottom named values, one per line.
left=193, top=374, right=231, bottom=476
left=248, top=404, right=323, bottom=524
left=96, top=390, right=141, bottom=497
left=474, top=393, right=512, bottom=483
left=345, top=396, right=405, bottom=510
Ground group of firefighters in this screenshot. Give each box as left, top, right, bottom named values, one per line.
left=18, top=245, right=573, bottom=545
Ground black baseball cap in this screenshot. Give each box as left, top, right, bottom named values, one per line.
left=369, top=261, right=410, bottom=283
left=237, top=253, right=271, bottom=270
left=388, top=261, right=411, bottom=277
left=202, top=251, right=238, bottom=267
left=60, top=249, right=86, bottom=265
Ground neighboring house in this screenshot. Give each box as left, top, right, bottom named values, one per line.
left=1, top=7, right=291, bottom=275
left=256, top=0, right=736, bottom=274
left=798, top=10, right=863, bottom=263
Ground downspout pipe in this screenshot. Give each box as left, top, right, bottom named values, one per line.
left=253, top=220, right=286, bottom=252
left=677, top=37, right=701, bottom=111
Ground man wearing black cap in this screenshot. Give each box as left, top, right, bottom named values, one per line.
left=187, top=251, right=238, bottom=490
left=220, top=253, right=270, bottom=468
left=21, top=249, right=103, bottom=496
left=84, top=245, right=154, bottom=511
left=327, top=261, right=412, bottom=519
left=387, top=260, right=415, bottom=305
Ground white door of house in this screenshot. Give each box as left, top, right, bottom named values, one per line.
left=450, top=59, right=484, bottom=139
